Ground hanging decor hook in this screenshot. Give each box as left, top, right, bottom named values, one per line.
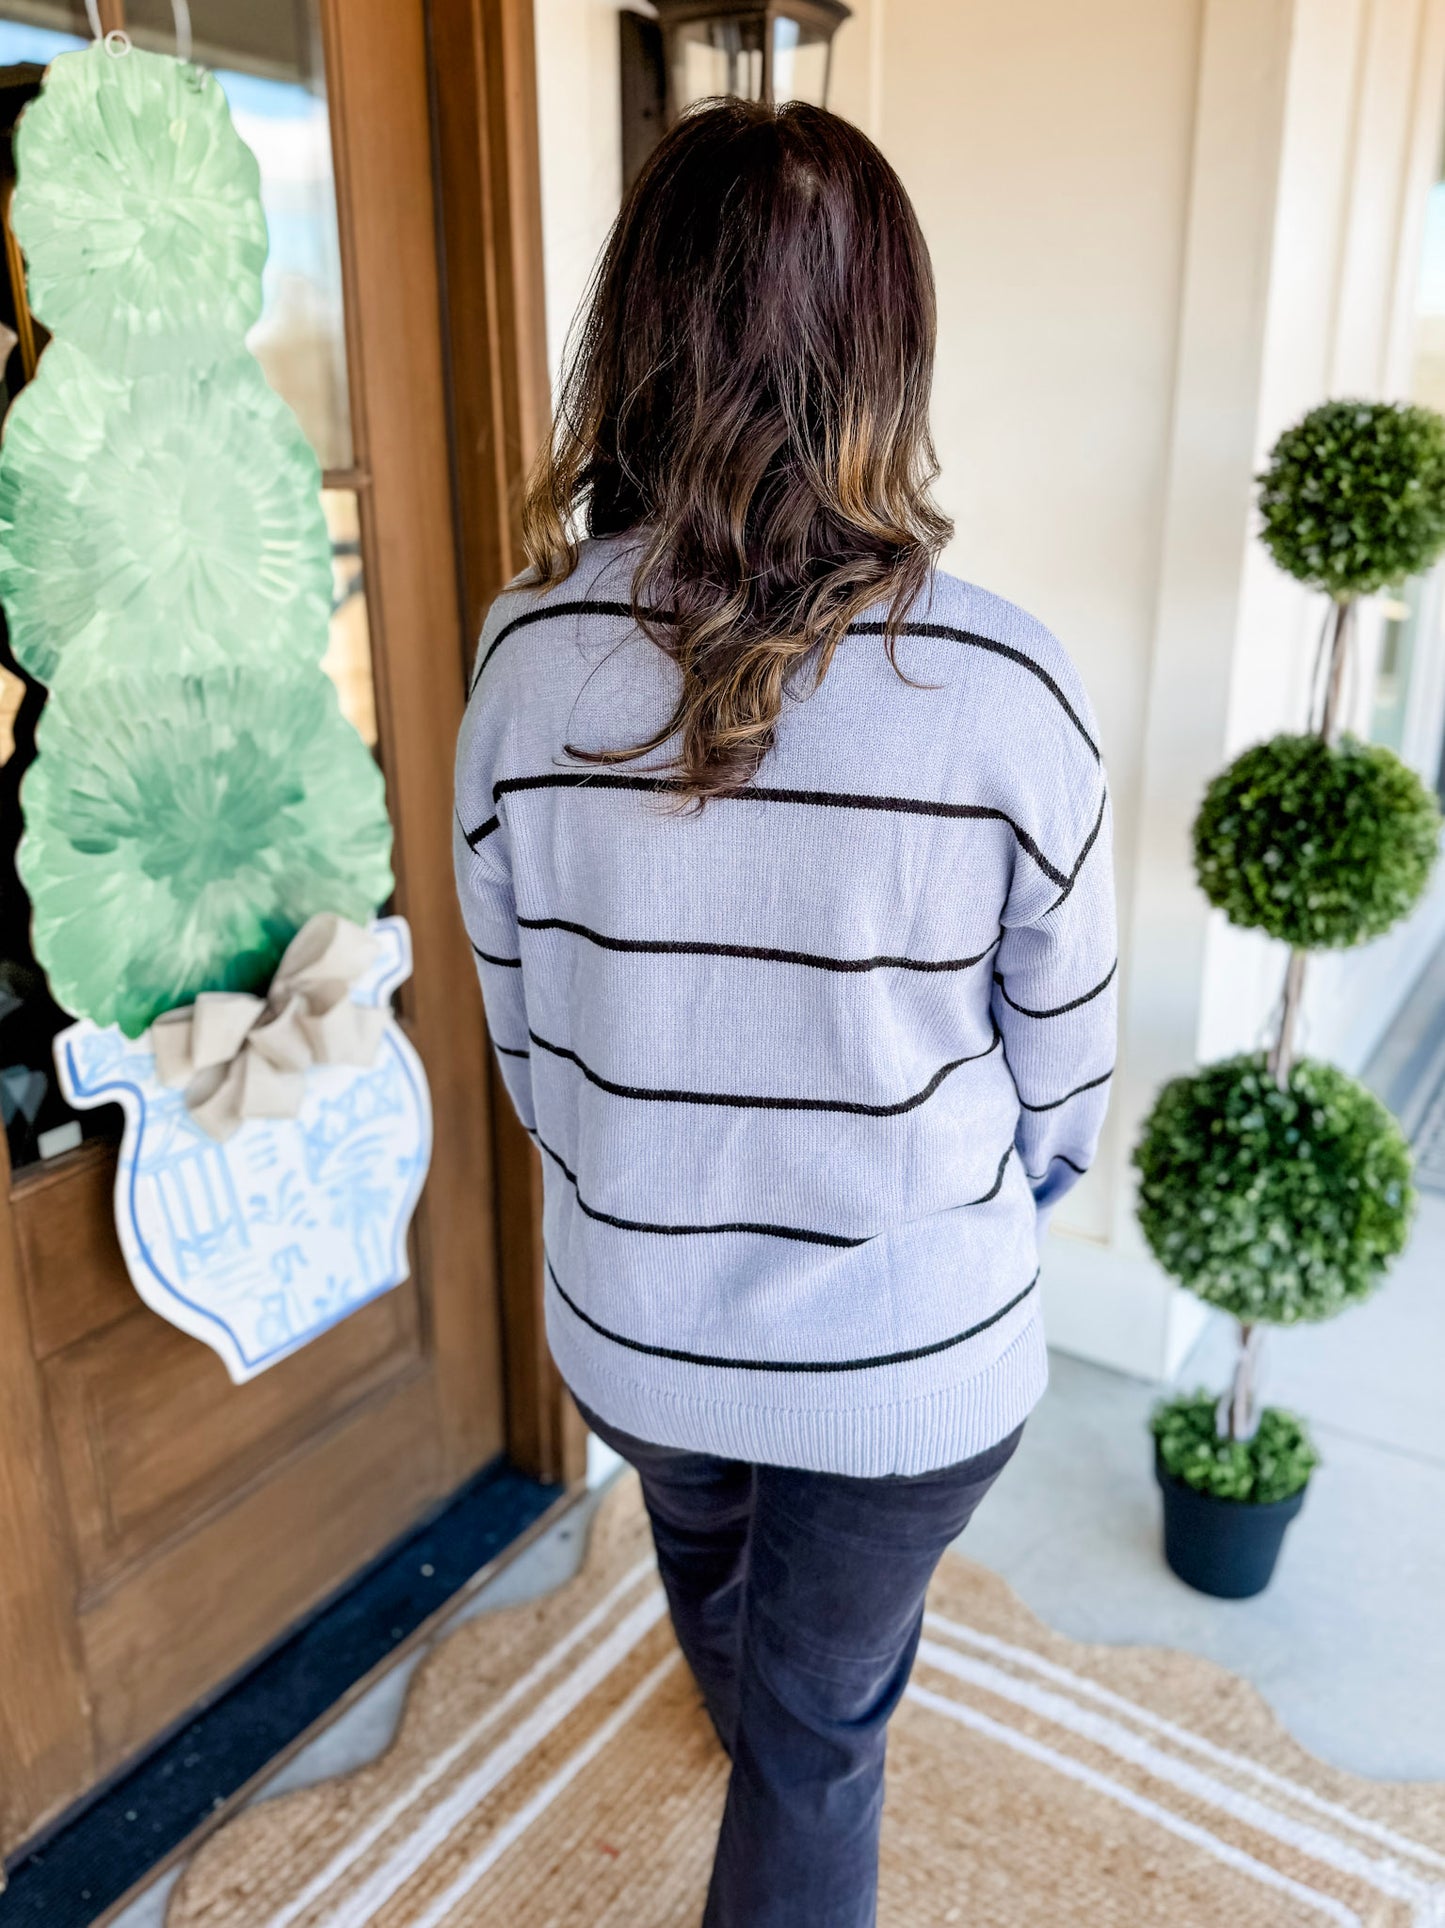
left=171, top=0, right=194, bottom=63
left=83, top=0, right=192, bottom=63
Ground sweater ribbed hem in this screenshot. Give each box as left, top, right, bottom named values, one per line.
left=547, top=1287, right=1049, bottom=1478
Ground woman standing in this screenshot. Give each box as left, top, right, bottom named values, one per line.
left=455, top=99, right=1115, bottom=1927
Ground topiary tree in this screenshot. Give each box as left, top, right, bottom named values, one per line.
left=1135, top=398, right=1443, bottom=1488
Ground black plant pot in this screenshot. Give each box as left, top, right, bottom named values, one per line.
left=1154, top=1449, right=1307, bottom=1599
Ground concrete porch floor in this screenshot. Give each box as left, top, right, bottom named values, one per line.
left=107, top=1194, right=1444, bottom=1925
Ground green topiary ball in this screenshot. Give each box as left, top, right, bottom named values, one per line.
left=1152, top=1393, right=1318, bottom=1504
left=1193, top=733, right=1441, bottom=949
left=1133, top=1053, right=1414, bottom=1323
left=1257, top=398, right=1445, bottom=596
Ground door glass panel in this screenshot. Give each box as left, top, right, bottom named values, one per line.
left=230, top=63, right=352, bottom=471
left=126, top=0, right=353, bottom=468
left=0, top=19, right=86, bottom=64
left=1, top=19, right=92, bottom=1170
left=322, top=488, right=378, bottom=749
left=0, top=2, right=369, bottom=1172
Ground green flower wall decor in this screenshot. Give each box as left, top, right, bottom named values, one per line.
left=19, top=670, right=393, bottom=1038
left=0, top=39, right=394, bottom=1037
left=0, top=341, right=332, bottom=683
left=9, top=43, right=266, bottom=376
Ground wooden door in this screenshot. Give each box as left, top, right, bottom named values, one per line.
left=0, top=0, right=515, bottom=1856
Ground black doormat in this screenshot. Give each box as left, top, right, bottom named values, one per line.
left=0, top=1460, right=564, bottom=1928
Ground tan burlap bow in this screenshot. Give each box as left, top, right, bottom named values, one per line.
left=150, top=914, right=388, bottom=1141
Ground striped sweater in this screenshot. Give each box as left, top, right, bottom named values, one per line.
left=453, top=535, right=1116, bottom=1476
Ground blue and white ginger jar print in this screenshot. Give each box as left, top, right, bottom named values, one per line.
left=55, top=916, right=431, bottom=1382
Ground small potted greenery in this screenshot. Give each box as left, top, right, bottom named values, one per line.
left=1134, top=400, right=1445, bottom=1598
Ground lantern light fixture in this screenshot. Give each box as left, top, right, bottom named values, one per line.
left=651, top=0, right=851, bottom=121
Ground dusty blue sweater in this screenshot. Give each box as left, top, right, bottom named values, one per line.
left=454, top=535, right=1116, bottom=1475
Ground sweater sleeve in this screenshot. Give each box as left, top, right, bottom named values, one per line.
left=453, top=634, right=535, bottom=1133
left=991, top=778, right=1117, bottom=1225
left=452, top=810, right=535, bottom=1133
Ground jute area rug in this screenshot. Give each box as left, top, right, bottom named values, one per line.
left=168, top=1476, right=1445, bottom=1927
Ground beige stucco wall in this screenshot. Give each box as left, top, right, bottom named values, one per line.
left=534, top=0, right=623, bottom=382
left=870, top=0, right=1203, bottom=1268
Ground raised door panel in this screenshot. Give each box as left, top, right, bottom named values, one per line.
left=13, top=1144, right=136, bottom=1360
left=323, top=0, right=508, bottom=1484
left=77, top=1366, right=443, bottom=1769
left=42, top=1284, right=423, bottom=1594
left=0, top=1153, right=95, bottom=1851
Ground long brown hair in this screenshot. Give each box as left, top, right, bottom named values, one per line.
left=522, top=98, right=952, bottom=801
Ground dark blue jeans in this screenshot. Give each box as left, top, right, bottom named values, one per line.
left=573, top=1394, right=1024, bottom=1927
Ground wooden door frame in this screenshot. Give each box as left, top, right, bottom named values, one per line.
left=320, top=0, right=510, bottom=1492
left=426, top=0, right=585, bottom=1487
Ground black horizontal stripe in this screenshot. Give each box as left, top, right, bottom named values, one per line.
left=494, top=774, right=1071, bottom=889
left=470, top=597, right=660, bottom=694
left=492, top=1041, right=530, bottom=1059
left=967, top=1144, right=1015, bottom=1206
left=547, top=1256, right=1040, bottom=1373
left=516, top=912, right=1004, bottom=977
left=1025, top=1153, right=1090, bottom=1183
left=536, top=1133, right=1015, bottom=1246
left=528, top=1024, right=1001, bottom=1116
left=1045, top=786, right=1108, bottom=914
left=1018, top=1067, right=1113, bottom=1113
left=455, top=804, right=500, bottom=849
left=471, top=600, right=1099, bottom=765
left=994, top=957, right=1117, bottom=1019
left=851, top=618, right=1100, bottom=760
left=471, top=940, right=521, bottom=968
left=535, top=1135, right=869, bottom=1248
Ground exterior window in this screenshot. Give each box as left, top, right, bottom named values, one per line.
left=1413, top=128, right=1445, bottom=415
left=322, top=489, right=377, bottom=748
left=1367, top=132, right=1445, bottom=807
left=1369, top=584, right=1420, bottom=759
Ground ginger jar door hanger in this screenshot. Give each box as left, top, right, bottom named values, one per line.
left=0, top=37, right=432, bottom=1382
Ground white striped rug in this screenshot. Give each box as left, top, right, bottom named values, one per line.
left=167, top=1477, right=1445, bottom=1927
